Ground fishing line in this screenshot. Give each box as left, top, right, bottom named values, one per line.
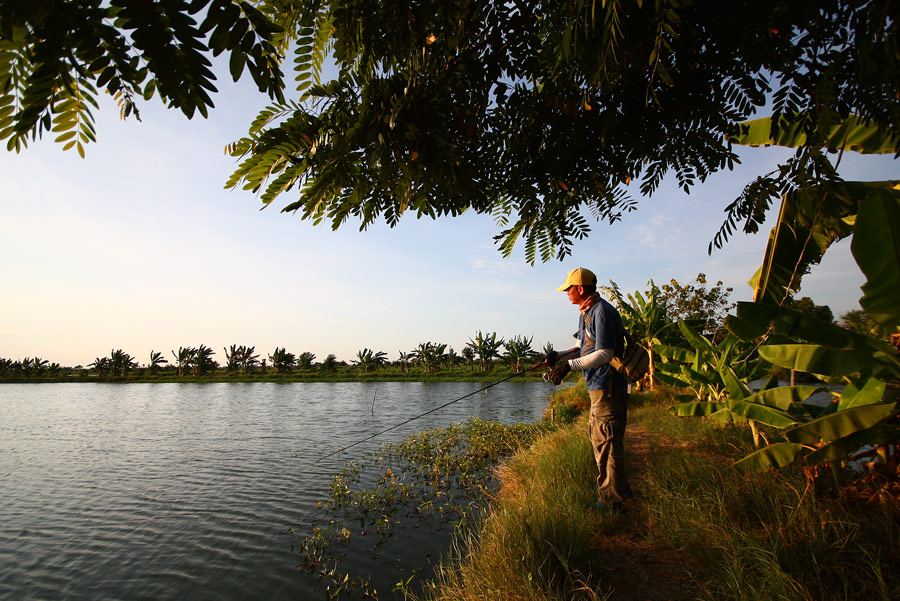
left=316, top=362, right=544, bottom=462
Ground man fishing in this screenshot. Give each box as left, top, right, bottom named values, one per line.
left=545, top=267, right=633, bottom=513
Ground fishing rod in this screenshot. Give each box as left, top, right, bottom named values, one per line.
left=316, top=361, right=545, bottom=462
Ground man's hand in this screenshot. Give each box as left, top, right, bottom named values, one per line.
left=543, top=350, right=558, bottom=366
left=549, top=362, right=571, bottom=385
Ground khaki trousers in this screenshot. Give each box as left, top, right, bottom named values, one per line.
left=588, top=382, right=630, bottom=503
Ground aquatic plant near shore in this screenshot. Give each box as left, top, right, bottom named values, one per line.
left=299, top=418, right=554, bottom=599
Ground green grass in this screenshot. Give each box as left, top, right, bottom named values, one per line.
left=631, top=390, right=900, bottom=601
left=416, top=385, right=900, bottom=601
left=417, top=424, right=612, bottom=601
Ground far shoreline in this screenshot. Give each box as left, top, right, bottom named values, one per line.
left=0, top=371, right=554, bottom=385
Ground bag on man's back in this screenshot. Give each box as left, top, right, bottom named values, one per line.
left=610, top=330, right=650, bottom=383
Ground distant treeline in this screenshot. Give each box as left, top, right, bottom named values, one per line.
left=0, top=332, right=549, bottom=381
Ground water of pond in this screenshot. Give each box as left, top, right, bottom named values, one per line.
left=0, top=381, right=556, bottom=601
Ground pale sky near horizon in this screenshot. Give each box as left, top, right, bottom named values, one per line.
left=1, top=72, right=897, bottom=367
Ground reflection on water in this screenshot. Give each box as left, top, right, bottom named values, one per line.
left=0, top=381, right=554, bottom=600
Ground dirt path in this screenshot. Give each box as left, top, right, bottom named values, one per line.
left=589, top=424, right=699, bottom=601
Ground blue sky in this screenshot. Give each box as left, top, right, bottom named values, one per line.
left=1, top=74, right=896, bottom=367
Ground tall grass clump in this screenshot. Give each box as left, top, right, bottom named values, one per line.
left=418, top=422, right=616, bottom=601
left=632, top=390, right=900, bottom=601
left=542, top=379, right=590, bottom=423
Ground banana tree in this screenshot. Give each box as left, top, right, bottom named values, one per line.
left=603, top=280, right=677, bottom=389
left=89, top=356, right=110, bottom=377
left=297, top=351, right=316, bottom=369
left=224, top=345, right=242, bottom=374
left=657, top=321, right=776, bottom=445
left=24, top=357, right=50, bottom=375
left=109, top=349, right=135, bottom=377
left=397, top=351, right=412, bottom=373
left=412, top=342, right=447, bottom=374
left=148, top=350, right=168, bottom=374
left=503, top=335, right=534, bottom=372
left=192, top=344, right=217, bottom=376
left=466, top=331, right=504, bottom=372
left=721, top=114, right=900, bottom=486
left=269, top=347, right=296, bottom=374
left=172, top=347, right=195, bottom=376
left=354, top=348, right=387, bottom=372
left=728, top=303, right=899, bottom=474
left=239, top=345, right=259, bottom=375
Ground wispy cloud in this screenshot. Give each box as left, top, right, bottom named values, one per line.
left=629, top=213, right=685, bottom=249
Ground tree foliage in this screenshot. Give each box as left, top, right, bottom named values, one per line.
left=225, top=0, right=900, bottom=261
left=604, top=275, right=734, bottom=387
left=466, top=331, right=504, bottom=372
left=840, top=309, right=881, bottom=338
left=412, top=341, right=448, bottom=374
left=503, top=335, right=535, bottom=372
left=0, top=0, right=295, bottom=155
left=3, top=2, right=897, bottom=262
left=784, top=296, right=834, bottom=324
left=657, top=273, right=735, bottom=337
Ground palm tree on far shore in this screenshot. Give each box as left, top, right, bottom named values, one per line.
left=148, top=350, right=168, bottom=374
left=192, top=344, right=216, bottom=376
left=172, top=347, right=194, bottom=376
left=354, top=348, right=387, bottom=371
left=504, top=335, right=535, bottom=372
left=467, top=331, right=504, bottom=371
left=397, top=351, right=412, bottom=373
left=89, top=356, right=110, bottom=377
left=269, top=347, right=296, bottom=374
left=224, top=345, right=242, bottom=374
left=297, top=351, right=316, bottom=369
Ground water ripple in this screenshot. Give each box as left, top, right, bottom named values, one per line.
left=0, top=381, right=553, bottom=600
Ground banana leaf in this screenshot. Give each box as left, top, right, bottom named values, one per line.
left=680, top=364, right=719, bottom=386
left=804, top=425, right=889, bottom=466
left=654, top=370, right=691, bottom=388
left=653, top=344, right=695, bottom=362
left=735, top=442, right=806, bottom=471
left=751, top=213, right=806, bottom=306
left=678, top=320, right=714, bottom=352
left=671, top=401, right=726, bottom=417
left=724, top=311, right=769, bottom=341
left=851, top=188, right=900, bottom=331
left=721, top=365, right=752, bottom=401
left=742, top=385, right=825, bottom=410
left=838, top=377, right=887, bottom=411
left=654, top=361, right=685, bottom=374
left=732, top=302, right=867, bottom=349
left=751, top=181, right=896, bottom=306
left=655, top=362, right=693, bottom=388
left=710, top=408, right=742, bottom=424
left=784, top=402, right=897, bottom=444
left=732, top=115, right=900, bottom=154
left=730, top=400, right=799, bottom=428
left=759, top=344, right=879, bottom=376
left=758, top=374, right=780, bottom=391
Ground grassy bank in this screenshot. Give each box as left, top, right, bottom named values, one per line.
left=416, top=386, right=900, bottom=601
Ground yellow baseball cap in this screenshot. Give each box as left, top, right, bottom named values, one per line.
left=556, top=267, right=597, bottom=291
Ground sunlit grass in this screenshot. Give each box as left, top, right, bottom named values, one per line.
left=418, top=386, right=900, bottom=601
left=417, top=422, right=613, bottom=601
left=542, top=378, right=590, bottom=423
